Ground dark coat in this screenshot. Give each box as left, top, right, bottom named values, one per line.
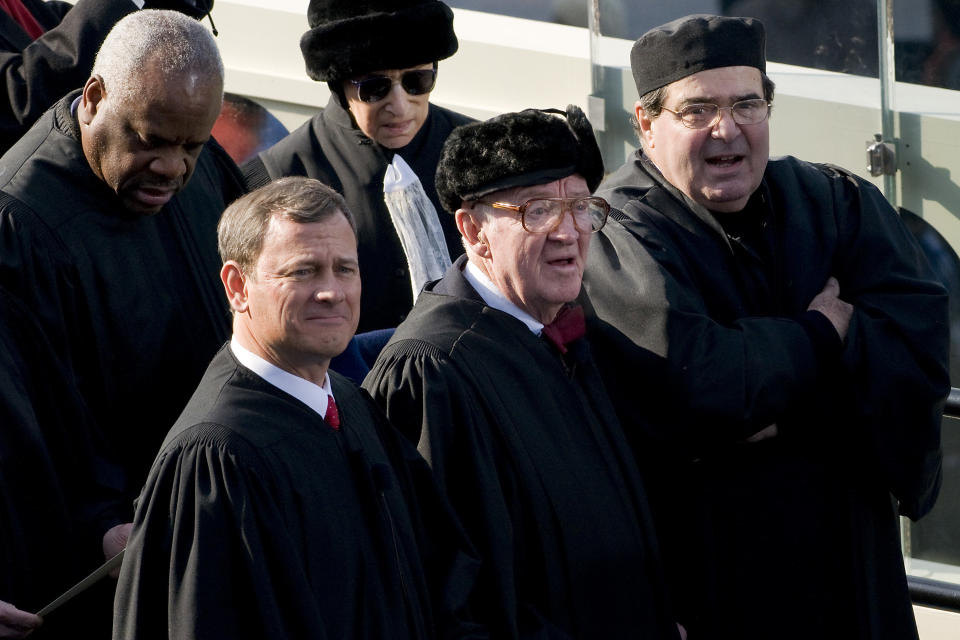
left=0, top=0, right=136, bottom=154
left=243, top=96, right=473, bottom=332
left=114, top=346, right=487, bottom=640
left=364, top=258, right=680, bottom=640
left=0, top=287, right=122, bottom=637
left=0, top=92, right=246, bottom=514
left=585, top=150, right=950, bottom=639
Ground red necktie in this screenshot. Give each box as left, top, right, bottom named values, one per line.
left=0, top=0, right=45, bottom=40
left=324, top=395, right=340, bottom=430
left=541, top=305, right=586, bottom=355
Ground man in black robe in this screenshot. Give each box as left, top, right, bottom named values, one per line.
left=0, top=0, right=213, bottom=155
left=364, top=107, right=680, bottom=639
left=243, top=0, right=473, bottom=332
left=0, top=10, right=245, bottom=536
left=114, top=177, right=486, bottom=640
left=583, top=15, right=950, bottom=639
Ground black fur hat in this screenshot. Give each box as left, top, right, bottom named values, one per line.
left=631, top=14, right=766, bottom=97
left=300, top=0, right=458, bottom=82
left=435, top=105, right=604, bottom=215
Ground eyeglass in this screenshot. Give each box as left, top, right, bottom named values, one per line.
left=479, top=196, right=610, bottom=234
left=661, top=98, right=771, bottom=129
left=348, top=69, right=437, bottom=103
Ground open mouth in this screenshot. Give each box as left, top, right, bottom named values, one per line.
left=547, top=257, right=577, bottom=267
left=706, top=154, right=744, bottom=167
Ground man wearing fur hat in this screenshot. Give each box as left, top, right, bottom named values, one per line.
left=365, top=107, right=682, bottom=640
left=584, top=14, right=949, bottom=639
left=243, top=0, right=473, bottom=334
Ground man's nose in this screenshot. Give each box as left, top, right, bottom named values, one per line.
left=549, top=206, right=581, bottom=239
left=314, top=277, right=346, bottom=303
left=711, top=108, right=743, bottom=141
left=149, top=148, right=188, bottom=180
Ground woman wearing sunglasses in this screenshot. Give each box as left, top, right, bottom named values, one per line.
left=243, top=0, right=474, bottom=335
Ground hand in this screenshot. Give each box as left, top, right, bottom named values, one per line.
left=102, top=522, right=133, bottom=578
left=142, top=0, right=214, bottom=19
left=807, top=277, right=853, bottom=341
left=745, top=424, right=779, bottom=443
left=0, top=601, right=42, bottom=639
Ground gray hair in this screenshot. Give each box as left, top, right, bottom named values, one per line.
left=631, top=72, right=776, bottom=144
left=218, top=177, right=356, bottom=276
left=92, top=10, right=224, bottom=106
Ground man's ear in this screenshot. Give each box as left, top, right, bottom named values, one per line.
left=635, top=100, right=656, bottom=148
left=78, top=75, right=106, bottom=126
left=220, top=261, right=249, bottom=313
left=456, top=206, right=490, bottom=258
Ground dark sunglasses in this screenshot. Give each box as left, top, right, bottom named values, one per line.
left=349, top=69, right=437, bottom=103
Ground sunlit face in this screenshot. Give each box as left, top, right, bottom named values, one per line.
left=79, top=66, right=222, bottom=216
left=235, top=214, right=361, bottom=378
left=343, top=63, right=434, bottom=148
left=639, top=66, right=769, bottom=213
left=462, top=174, right=591, bottom=324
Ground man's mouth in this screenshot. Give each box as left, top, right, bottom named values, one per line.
left=706, top=154, right=743, bottom=167
left=547, top=256, right=578, bottom=268
left=134, top=186, right=175, bottom=207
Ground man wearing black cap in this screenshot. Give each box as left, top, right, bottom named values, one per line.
left=365, top=106, right=681, bottom=640
left=243, top=0, right=473, bottom=334
left=584, top=14, right=949, bottom=639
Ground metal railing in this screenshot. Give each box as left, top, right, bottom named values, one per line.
left=907, top=387, right=960, bottom=613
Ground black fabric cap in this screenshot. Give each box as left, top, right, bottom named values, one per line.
left=631, top=14, right=766, bottom=97
left=300, top=0, right=458, bottom=82
left=434, top=105, right=604, bottom=215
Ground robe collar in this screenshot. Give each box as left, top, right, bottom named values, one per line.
left=462, top=259, right=544, bottom=335
left=230, top=338, right=334, bottom=419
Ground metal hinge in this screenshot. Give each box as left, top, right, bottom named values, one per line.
left=867, top=133, right=897, bottom=176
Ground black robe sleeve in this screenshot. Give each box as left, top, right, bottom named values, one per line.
left=0, top=287, right=124, bottom=635
left=587, top=160, right=949, bottom=519
left=366, top=346, right=575, bottom=640
left=114, top=428, right=336, bottom=640
left=587, top=205, right=825, bottom=441
left=826, top=166, right=949, bottom=518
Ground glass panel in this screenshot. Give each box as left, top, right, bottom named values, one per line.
left=894, top=0, right=960, bottom=90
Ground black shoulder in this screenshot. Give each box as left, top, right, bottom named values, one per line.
left=203, top=136, right=247, bottom=197
left=430, top=104, right=476, bottom=131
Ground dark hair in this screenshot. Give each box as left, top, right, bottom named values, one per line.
left=217, top=176, right=355, bottom=274
left=631, top=72, right=776, bottom=140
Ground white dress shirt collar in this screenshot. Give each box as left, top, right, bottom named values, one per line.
left=230, top=339, right=333, bottom=418
left=463, top=260, right=543, bottom=335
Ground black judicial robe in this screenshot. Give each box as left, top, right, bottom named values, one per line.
left=243, top=97, right=473, bottom=332
left=585, top=151, right=950, bottom=639
left=364, top=260, right=679, bottom=640
left=113, top=346, right=486, bottom=640
left=0, top=287, right=122, bottom=637
left=0, top=93, right=246, bottom=512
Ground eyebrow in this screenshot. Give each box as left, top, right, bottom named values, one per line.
left=676, top=91, right=763, bottom=106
